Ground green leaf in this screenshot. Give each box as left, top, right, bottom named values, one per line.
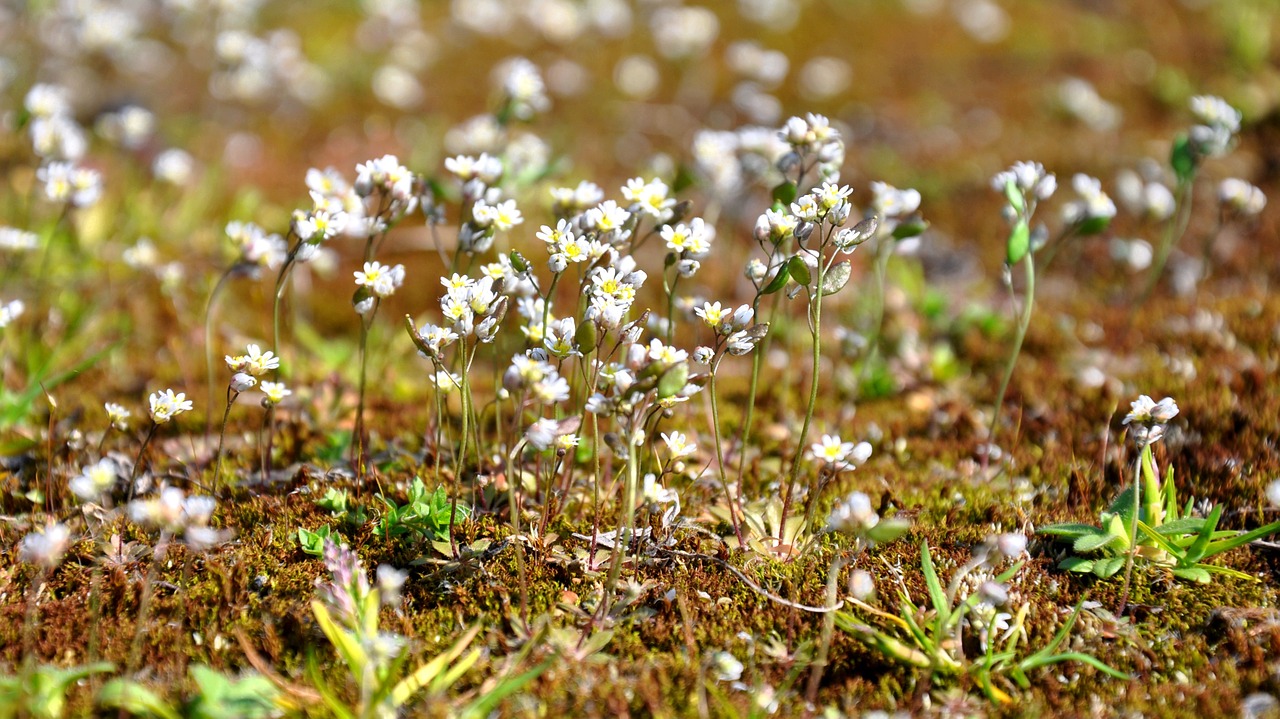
left=1200, top=518, right=1280, bottom=558
left=1005, top=219, right=1030, bottom=265
left=1072, top=531, right=1119, bottom=554
left=820, top=261, right=852, bottom=296
left=787, top=255, right=812, bottom=286
left=1183, top=505, right=1222, bottom=563
left=891, top=219, right=928, bottom=240
left=1003, top=179, right=1025, bottom=213
left=1039, top=523, right=1102, bottom=539
left=759, top=263, right=791, bottom=295
left=1105, top=485, right=1138, bottom=519
left=771, top=181, right=798, bottom=206
left=864, top=518, right=911, bottom=545
left=297, top=525, right=332, bottom=556
left=1154, top=517, right=1206, bottom=536
left=1170, top=134, right=1196, bottom=185
left=1075, top=216, right=1111, bottom=236
left=656, top=362, right=689, bottom=400
left=1092, top=556, right=1127, bottom=578
left=1058, top=556, right=1094, bottom=573
left=920, top=542, right=951, bottom=628
left=1171, top=566, right=1211, bottom=583
left=97, top=679, right=182, bottom=719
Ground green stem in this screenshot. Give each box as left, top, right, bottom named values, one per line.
left=506, top=439, right=530, bottom=623
left=857, top=235, right=894, bottom=398
left=354, top=313, right=372, bottom=477
left=21, top=567, right=48, bottom=671
left=988, top=253, right=1036, bottom=459
left=1142, top=177, right=1195, bottom=301
left=127, top=532, right=169, bottom=674
left=708, top=360, right=744, bottom=547
left=1117, top=452, right=1144, bottom=616
left=600, top=430, right=641, bottom=621
left=789, top=256, right=827, bottom=541
left=666, top=270, right=681, bottom=346
left=213, top=388, right=238, bottom=490
left=128, top=423, right=160, bottom=503
left=733, top=292, right=779, bottom=506
left=203, top=265, right=237, bottom=436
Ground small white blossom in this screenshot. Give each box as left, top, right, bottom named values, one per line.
left=148, top=389, right=193, bottom=424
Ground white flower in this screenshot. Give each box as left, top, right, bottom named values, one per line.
left=1062, top=173, right=1116, bottom=225
left=694, top=301, right=729, bottom=330
left=585, top=200, right=631, bottom=233
left=1219, top=178, right=1266, bottom=216
left=354, top=261, right=406, bottom=299
left=153, top=149, right=195, bottom=185
left=260, top=382, right=292, bottom=406
left=430, top=370, right=462, bottom=392
left=1266, top=480, right=1280, bottom=508
left=148, top=389, right=193, bottom=424
left=641, top=473, right=679, bottom=505
left=230, top=372, right=257, bottom=392
left=19, top=522, right=71, bottom=568
left=1123, top=395, right=1178, bottom=426
left=70, top=458, right=119, bottom=502
left=710, top=651, right=743, bottom=682
left=661, top=431, right=697, bottom=459
left=525, top=417, right=562, bottom=450
left=808, top=434, right=871, bottom=467
left=0, top=227, right=38, bottom=251
left=0, top=299, right=24, bottom=329
left=1190, top=95, right=1242, bottom=134
left=992, top=161, right=1055, bottom=201
left=871, top=181, right=921, bottom=218
left=105, top=402, right=131, bottom=431
left=225, top=344, right=280, bottom=377
left=826, top=491, right=879, bottom=535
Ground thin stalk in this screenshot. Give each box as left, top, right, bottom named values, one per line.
left=271, top=242, right=303, bottom=369
left=203, top=265, right=238, bottom=435
left=784, top=254, right=828, bottom=542
left=987, top=254, right=1036, bottom=464
left=128, top=423, right=160, bottom=503
left=1141, top=177, right=1195, bottom=301
left=733, top=291, right=780, bottom=508
left=856, top=235, right=894, bottom=398
left=212, top=387, right=238, bottom=490
left=707, top=359, right=745, bottom=547
left=446, top=343, right=477, bottom=554
left=1117, top=450, right=1144, bottom=616
left=260, top=405, right=275, bottom=484
left=541, top=272, right=561, bottom=340
left=505, top=439, right=530, bottom=623
left=354, top=313, right=372, bottom=477
left=127, top=532, right=170, bottom=674
left=21, top=567, right=49, bottom=670
left=599, top=435, right=641, bottom=619
left=805, top=554, right=848, bottom=702
left=665, top=270, right=682, bottom=346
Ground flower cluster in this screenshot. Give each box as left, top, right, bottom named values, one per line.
left=1115, top=166, right=1175, bottom=222
left=1061, top=173, right=1116, bottom=227
left=148, top=389, right=194, bottom=425
left=1122, top=394, right=1179, bottom=447
left=128, top=485, right=223, bottom=548
left=19, top=522, right=72, bottom=569
left=1219, top=178, right=1266, bottom=216
left=226, top=221, right=288, bottom=271
left=1188, top=95, right=1241, bottom=158
left=779, top=113, right=844, bottom=181
left=826, top=491, right=879, bottom=536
